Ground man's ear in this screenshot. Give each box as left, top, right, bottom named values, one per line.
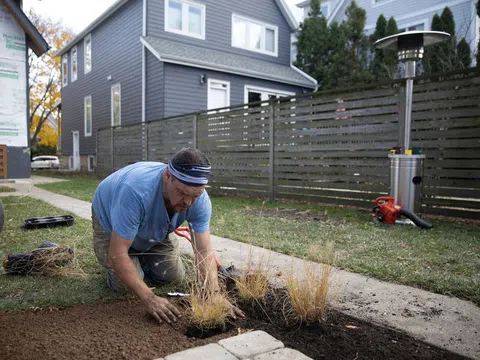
left=165, top=168, right=176, bottom=182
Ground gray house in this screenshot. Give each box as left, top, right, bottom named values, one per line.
left=0, top=0, right=48, bottom=179
left=56, top=0, right=317, bottom=171
left=294, top=0, right=478, bottom=63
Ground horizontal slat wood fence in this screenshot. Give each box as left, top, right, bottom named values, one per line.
left=96, top=68, right=480, bottom=219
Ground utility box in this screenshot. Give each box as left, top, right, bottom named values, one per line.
left=389, top=154, right=425, bottom=214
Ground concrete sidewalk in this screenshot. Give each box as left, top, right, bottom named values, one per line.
left=4, top=177, right=480, bottom=359
left=2, top=176, right=92, bottom=219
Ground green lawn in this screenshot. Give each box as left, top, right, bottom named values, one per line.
left=28, top=172, right=480, bottom=305
left=34, top=171, right=101, bottom=202
left=0, top=196, right=186, bottom=311
left=0, top=186, right=15, bottom=193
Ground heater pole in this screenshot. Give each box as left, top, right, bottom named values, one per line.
left=403, top=60, right=416, bottom=151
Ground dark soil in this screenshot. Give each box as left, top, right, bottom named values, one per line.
left=0, top=295, right=468, bottom=360
left=243, top=208, right=346, bottom=224
left=235, top=292, right=467, bottom=360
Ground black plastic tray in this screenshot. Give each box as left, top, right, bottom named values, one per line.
left=24, top=215, right=74, bottom=229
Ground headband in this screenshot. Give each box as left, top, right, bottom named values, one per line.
left=168, top=161, right=211, bottom=186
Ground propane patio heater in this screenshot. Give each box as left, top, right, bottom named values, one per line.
left=373, top=31, right=450, bottom=225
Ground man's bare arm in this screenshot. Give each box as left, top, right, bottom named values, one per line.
left=191, top=230, right=244, bottom=319
left=109, top=231, right=181, bottom=324
left=190, top=230, right=219, bottom=291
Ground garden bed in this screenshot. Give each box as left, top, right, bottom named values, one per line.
left=0, top=295, right=466, bottom=360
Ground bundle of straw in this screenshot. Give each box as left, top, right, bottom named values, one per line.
left=3, top=246, right=74, bottom=275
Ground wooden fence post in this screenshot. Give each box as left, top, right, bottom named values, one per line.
left=193, top=114, right=198, bottom=149
left=144, top=122, right=149, bottom=161
left=269, top=102, right=276, bottom=201
left=0, top=145, right=7, bottom=180
left=95, top=129, right=99, bottom=175
left=111, top=127, right=114, bottom=173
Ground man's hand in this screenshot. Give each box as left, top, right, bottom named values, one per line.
left=142, top=293, right=182, bottom=325
left=226, top=300, right=245, bottom=320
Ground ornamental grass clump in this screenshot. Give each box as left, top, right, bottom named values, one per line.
left=285, top=262, right=332, bottom=324
left=235, top=248, right=269, bottom=302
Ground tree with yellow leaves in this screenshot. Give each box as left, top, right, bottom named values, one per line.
left=30, top=114, right=57, bottom=147
left=28, top=10, right=74, bottom=148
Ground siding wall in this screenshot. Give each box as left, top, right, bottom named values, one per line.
left=145, top=50, right=164, bottom=121
left=162, top=63, right=302, bottom=118
left=146, top=0, right=292, bottom=66
left=61, top=0, right=143, bottom=157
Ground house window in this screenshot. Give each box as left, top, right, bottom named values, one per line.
left=232, top=14, right=278, bottom=56
left=165, top=0, right=206, bottom=39
left=111, top=84, right=121, bottom=127
left=208, top=79, right=230, bottom=111
left=84, top=34, right=92, bottom=74
left=88, top=155, right=95, bottom=172
left=321, top=4, right=329, bottom=17
left=71, top=46, right=78, bottom=82
left=372, top=0, right=397, bottom=5
left=61, top=54, right=68, bottom=87
left=84, top=96, right=92, bottom=137
left=399, top=23, right=426, bottom=32
left=244, top=86, right=294, bottom=103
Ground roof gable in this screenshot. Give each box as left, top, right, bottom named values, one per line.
left=57, top=0, right=299, bottom=57
left=1, top=0, right=49, bottom=56
left=274, top=0, right=299, bottom=30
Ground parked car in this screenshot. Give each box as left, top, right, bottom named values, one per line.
left=31, top=156, right=60, bottom=169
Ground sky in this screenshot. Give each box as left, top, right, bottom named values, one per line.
left=23, top=0, right=305, bottom=34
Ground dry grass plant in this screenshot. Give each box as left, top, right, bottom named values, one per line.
left=2, top=246, right=86, bottom=277
left=285, top=262, right=332, bottom=324
left=185, top=230, right=232, bottom=330
left=234, top=247, right=270, bottom=302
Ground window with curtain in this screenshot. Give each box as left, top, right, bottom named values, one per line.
left=84, top=96, right=92, bottom=136
left=84, top=34, right=92, bottom=74
left=71, top=46, right=78, bottom=82
left=111, top=85, right=121, bottom=127
left=232, top=15, right=278, bottom=56
left=166, top=0, right=205, bottom=39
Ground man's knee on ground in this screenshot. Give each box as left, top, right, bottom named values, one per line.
left=149, top=264, right=185, bottom=284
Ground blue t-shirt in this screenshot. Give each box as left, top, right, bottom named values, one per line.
left=92, top=162, right=212, bottom=252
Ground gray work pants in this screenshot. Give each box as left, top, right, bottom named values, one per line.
left=92, top=209, right=185, bottom=292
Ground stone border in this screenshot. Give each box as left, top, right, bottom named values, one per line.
left=155, top=331, right=312, bottom=360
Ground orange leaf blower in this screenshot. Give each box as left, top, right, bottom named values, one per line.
left=372, top=196, right=433, bottom=229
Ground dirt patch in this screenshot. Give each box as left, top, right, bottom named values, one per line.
left=237, top=292, right=466, bottom=360
left=243, top=208, right=345, bottom=224
left=0, top=295, right=467, bottom=360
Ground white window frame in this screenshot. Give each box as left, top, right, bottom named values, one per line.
left=244, top=85, right=295, bottom=103
left=231, top=14, right=279, bottom=57
left=398, top=19, right=429, bottom=33
left=71, top=46, right=78, bottom=82
left=321, top=2, right=330, bottom=17
left=84, top=34, right=92, bottom=74
left=111, top=84, right=121, bottom=127
left=88, top=155, right=95, bottom=172
left=207, top=79, right=230, bottom=111
left=372, top=0, right=398, bottom=7
left=61, top=54, right=68, bottom=87
left=84, top=95, right=92, bottom=137
left=165, top=0, right=206, bottom=40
